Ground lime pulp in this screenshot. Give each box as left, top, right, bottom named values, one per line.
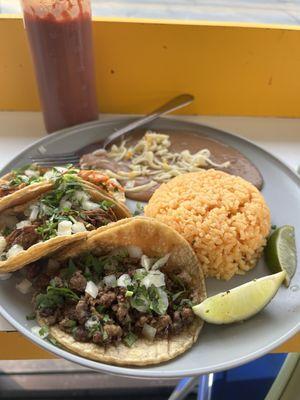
left=192, top=271, right=286, bottom=324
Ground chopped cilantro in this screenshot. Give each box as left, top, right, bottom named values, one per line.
left=60, top=259, right=77, bottom=280
left=87, top=322, right=101, bottom=337
left=130, top=284, right=168, bottom=316
left=83, top=266, right=93, bottom=281
left=36, top=286, right=79, bottom=310
left=36, top=220, right=59, bottom=241
left=102, top=314, right=110, bottom=323
left=26, top=313, right=36, bottom=321
left=47, top=336, right=61, bottom=347
left=96, top=304, right=105, bottom=313
left=172, top=290, right=186, bottom=302
left=3, top=226, right=12, bottom=236
left=39, top=325, right=49, bottom=337
left=148, top=286, right=168, bottom=315
left=130, top=286, right=150, bottom=313
left=47, top=286, right=79, bottom=301
left=174, top=298, right=194, bottom=310
left=81, top=253, right=104, bottom=275
left=33, top=172, right=91, bottom=241
left=35, top=292, right=64, bottom=310
left=123, top=332, right=138, bottom=347
left=64, top=319, right=77, bottom=329
left=99, top=200, right=114, bottom=211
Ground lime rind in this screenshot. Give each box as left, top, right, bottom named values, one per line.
left=192, top=271, right=286, bottom=324
left=265, top=225, right=297, bottom=287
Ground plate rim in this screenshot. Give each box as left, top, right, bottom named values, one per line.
left=0, top=116, right=299, bottom=378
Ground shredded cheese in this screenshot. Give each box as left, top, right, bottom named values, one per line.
left=96, top=131, right=230, bottom=192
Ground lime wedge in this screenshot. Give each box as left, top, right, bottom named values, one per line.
left=265, top=225, right=297, bottom=287
left=192, top=271, right=286, bottom=324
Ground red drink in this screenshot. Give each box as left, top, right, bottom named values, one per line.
left=21, top=0, right=99, bottom=133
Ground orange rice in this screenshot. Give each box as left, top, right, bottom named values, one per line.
left=145, top=170, right=271, bottom=280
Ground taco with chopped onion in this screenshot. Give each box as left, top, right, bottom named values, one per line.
left=0, top=164, right=125, bottom=213
left=26, top=217, right=206, bottom=366
left=0, top=169, right=131, bottom=273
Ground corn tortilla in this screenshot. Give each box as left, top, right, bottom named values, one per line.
left=39, top=217, right=206, bottom=366
left=0, top=182, right=131, bottom=273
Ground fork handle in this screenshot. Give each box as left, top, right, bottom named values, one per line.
left=97, top=94, right=194, bottom=152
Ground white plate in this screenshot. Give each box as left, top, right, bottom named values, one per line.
left=0, top=117, right=299, bottom=378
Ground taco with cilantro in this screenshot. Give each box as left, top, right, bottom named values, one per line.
left=0, top=164, right=126, bottom=213
left=0, top=169, right=131, bottom=274
left=27, top=217, right=206, bottom=366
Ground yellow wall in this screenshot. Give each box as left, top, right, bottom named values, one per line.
left=0, top=16, right=300, bottom=116
left=0, top=331, right=298, bottom=360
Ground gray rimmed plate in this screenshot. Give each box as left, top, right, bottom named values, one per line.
left=0, top=117, right=299, bottom=378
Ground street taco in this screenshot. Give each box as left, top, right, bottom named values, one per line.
left=0, top=170, right=131, bottom=274
left=0, top=164, right=125, bottom=213
left=27, top=217, right=206, bottom=366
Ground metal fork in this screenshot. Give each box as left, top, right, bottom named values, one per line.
left=29, top=94, right=194, bottom=167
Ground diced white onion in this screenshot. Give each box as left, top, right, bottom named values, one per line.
left=57, top=220, right=72, bottom=236
left=157, top=288, right=169, bottom=312
left=152, top=253, right=170, bottom=270
left=0, top=273, right=12, bottom=281
left=31, top=326, right=48, bottom=339
left=59, top=199, right=72, bottom=210
left=16, top=278, right=32, bottom=294
left=117, top=274, right=132, bottom=287
left=85, top=281, right=98, bottom=298
left=127, top=245, right=143, bottom=259
left=103, top=274, right=117, bottom=288
left=55, top=167, right=68, bottom=174
left=29, top=205, right=39, bottom=221
left=141, top=254, right=152, bottom=271
left=43, top=170, right=57, bottom=180
left=7, top=244, right=24, bottom=258
left=0, top=236, right=7, bottom=255
left=18, top=174, right=29, bottom=183
left=74, top=190, right=89, bottom=202
left=82, top=200, right=100, bottom=211
left=142, top=270, right=165, bottom=289
left=25, top=169, right=40, bottom=178
left=142, top=323, right=157, bottom=341
left=16, top=220, right=31, bottom=229
left=71, top=222, right=87, bottom=234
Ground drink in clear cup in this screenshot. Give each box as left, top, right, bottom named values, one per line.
left=21, top=0, right=99, bottom=133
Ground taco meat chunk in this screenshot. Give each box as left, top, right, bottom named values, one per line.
left=6, top=225, right=41, bottom=250
left=0, top=183, right=24, bottom=198
left=29, top=249, right=198, bottom=347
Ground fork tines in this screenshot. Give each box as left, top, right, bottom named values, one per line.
left=29, top=153, right=80, bottom=166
